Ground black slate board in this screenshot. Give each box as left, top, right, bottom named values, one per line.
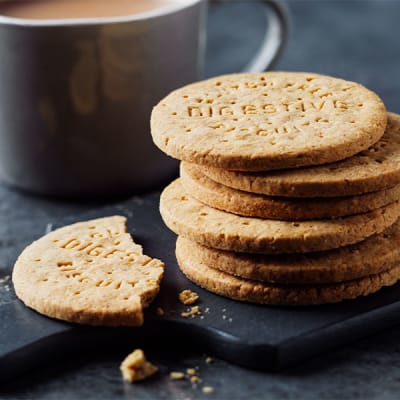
left=1, top=192, right=400, bottom=382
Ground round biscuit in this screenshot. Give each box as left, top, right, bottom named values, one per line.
left=176, top=219, right=400, bottom=284
left=176, top=242, right=400, bottom=306
left=151, top=72, right=386, bottom=171
left=181, top=162, right=400, bottom=220
left=201, top=112, right=400, bottom=197
left=160, top=179, right=400, bottom=254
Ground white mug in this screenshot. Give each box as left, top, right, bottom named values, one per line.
left=0, top=0, right=288, bottom=197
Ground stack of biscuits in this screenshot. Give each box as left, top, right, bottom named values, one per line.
left=151, top=72, right=400, bottom=305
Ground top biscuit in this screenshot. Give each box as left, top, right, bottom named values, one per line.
left=151, top=72, right=386, bottom=171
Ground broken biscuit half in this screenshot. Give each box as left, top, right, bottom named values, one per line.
left=12, top=216, right=164, bottom=326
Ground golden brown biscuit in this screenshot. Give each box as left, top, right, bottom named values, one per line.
left=160, top=179, right=400, bottom=254
left=176, top=219, right=400, bottom=284
left=181, top=162, right=400, bottom=220
left=201, top=112, right=400, bottom=197
left=12, top=216, right=164, bottom=326
left=151, top=72, right=386, bottom=171
left=176, top=242, right=400, bottom=306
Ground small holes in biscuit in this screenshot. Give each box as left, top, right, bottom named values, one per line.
left=199, top=212, right=208, bottom=217
left=242, top=222, right=250, bottom=226
left=35, top=258, right=41, bottom=262
left=215, top=82, right=222, bottom=86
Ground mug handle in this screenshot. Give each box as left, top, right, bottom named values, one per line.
left=210, top=0, right=289, bottom=72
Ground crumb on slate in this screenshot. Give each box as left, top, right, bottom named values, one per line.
left=120, top=349, right=158, bottom=383
left=179, top=289, right=199, bottom=305
left=169, top=371, right=185, bottom=380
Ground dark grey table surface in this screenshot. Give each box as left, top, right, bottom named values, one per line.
left=2, top=1, right=400, bottom=399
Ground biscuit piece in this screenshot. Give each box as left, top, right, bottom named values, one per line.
left=181, top=162, right=400, bottom=220
left=179, top=289, right=199, bottom=305
left=176, top=245, right=400, bottom=305
left=12, top=216, right=164, bottom=326
left=120, top=349, right=158, bottom=382
left=151, top=72, right=386, bottom=171
left=202, top=112, right=400, bottom=197
left=160, top=179, right=400, bottom=254
left=176, top=219, right=400, bottom=284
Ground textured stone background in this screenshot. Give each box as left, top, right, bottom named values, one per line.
left=2, top=1, right=400, bottom=399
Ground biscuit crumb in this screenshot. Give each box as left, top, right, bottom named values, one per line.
left=0, top=275, right=10, bottom=285
left=202, top=386, right=214, bottom=394
left=181, top=305, right=202, bottom=318
left=187, top=368, right=197, bottom=376
left=120, top=349, right=157, bottom=383
left=206, top=357, right=213, bottom=364
left=156, top=307, right=165, bottom=316
left=180, top=311, right=191, bottom=318
left=179, top=289, right=199, bottom=305
left=191, top=305, right=201, bottom=315
left=190, top=375, right=200, bottom=384
left=169, top=371, right=185, bottom=380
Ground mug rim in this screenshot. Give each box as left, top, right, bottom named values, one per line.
left=0, top=0, right=202, bottom=27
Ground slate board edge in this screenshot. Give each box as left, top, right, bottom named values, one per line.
left=277, top=300, right=400, bottom=370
